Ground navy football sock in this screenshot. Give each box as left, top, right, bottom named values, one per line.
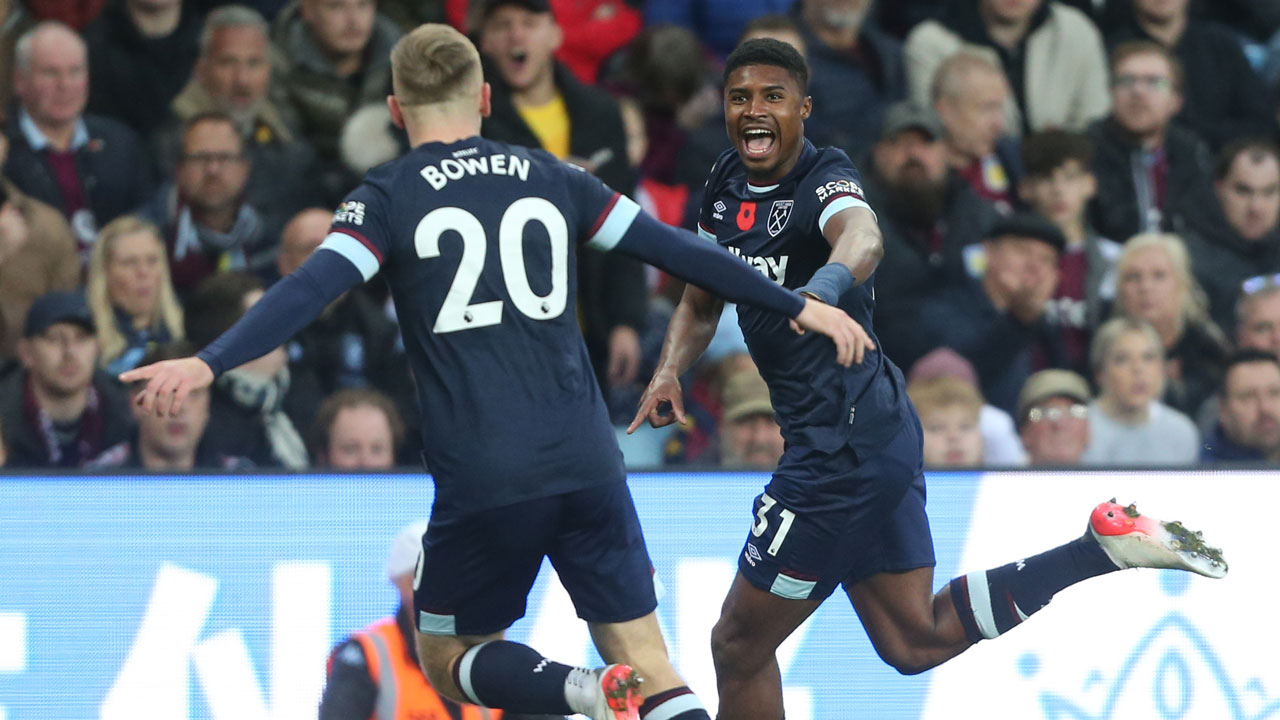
left=453, top=641, right=574, bottom=714
left=640, top=686, right=710, bottom=720
left=949, top=534, right=1119, bottom=642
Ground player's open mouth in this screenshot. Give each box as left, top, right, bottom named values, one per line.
left=742, top=128, right=775, bottom=158
left=510, top=49, right=529, bottom=70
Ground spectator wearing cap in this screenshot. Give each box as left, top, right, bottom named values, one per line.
left=320, top=520, right=510, bottom=720
left=904, top=0, right=1108, bottom=137
left=930, top=52, right=1020, bottom=214
left=902, top=212, right=1069, bottom=415
left=1111, top=233, right=1228, bottom=419
left=907, top=347, right=1025, bottom=466
left=1180, top=139, right=1280, bottom=333
left=1016, top=368, right=1091, bottom=466
left=793, top=0, right=905, bottom=159
left=0, top=290, right=133, bottom=467
left=1082, top=316, right=1199, bottom=466
left=0, top=173, right=79, bottom=361
left=479, top=0, right=646, bottom=398
left=717, top=366, right=785, bottom=471
left=1107, top=0, right=1273, bottom=150
left=1019, top=129, right=1121, bottom=374
left=272, top=0, right=401, bottom=164
left=81, top=0, right=203, bottom=138
left=162, top=5, right=319, bottom=231
left=122, top=340, right=252, bottom=470
left=863, top=101, right=998, bottom=362
left=1202, top=350, right=1280, bottom=463
left=310, top=388, right=404, bottom=470
left=4, top=21, right=154, bottom=254
left=1086, top=41, right=1212, bottom=242
left=908, top=375, right=984, bottom=468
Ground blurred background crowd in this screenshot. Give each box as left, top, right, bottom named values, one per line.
left=2, top=0, right=1280, bottom=474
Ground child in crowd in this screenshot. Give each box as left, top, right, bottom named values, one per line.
left=1019, top=129, right=1122, bottom=374
left=908, top=375, right=985, bottom=468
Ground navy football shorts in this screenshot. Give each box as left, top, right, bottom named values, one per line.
left=413, top=482, right=658, bottom=636
left=737, top=413, right=936, bottom=601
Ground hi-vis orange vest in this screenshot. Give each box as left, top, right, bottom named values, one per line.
left=353, top=618, right=501, bottom=720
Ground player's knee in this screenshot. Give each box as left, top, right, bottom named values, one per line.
left=872, top=638, right=941, bottom=676
left=710, top=615, right=770, bottom=678
left=416, top=638, right=467, bottom=702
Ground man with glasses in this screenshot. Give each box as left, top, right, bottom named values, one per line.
left=1183, top=140, right=1280, bottom=332
left=1106, top=0, right=1272, bottom=150
left=1086, top=40, right=1212, bottom=242
left=1016, top=368, right=1091, bottom=466
left=136, top=111, right=268, bottom=293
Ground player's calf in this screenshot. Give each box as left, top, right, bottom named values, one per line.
left=949, top=499, right=1226, bottom=644
left=435, top=638, right=645, bottom=720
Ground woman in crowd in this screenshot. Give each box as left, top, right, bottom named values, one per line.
left=1111, top=233, right=1229, bottom=418
left=86, top=216, right=184, bottom=376
left=1083, top=317, right=1200, bottom=465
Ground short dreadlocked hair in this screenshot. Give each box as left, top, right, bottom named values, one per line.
left=724, top=37, right=809, bottom=92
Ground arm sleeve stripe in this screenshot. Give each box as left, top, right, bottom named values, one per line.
left=586, top=194, right=641, bottom=252
left=319, top=231, right=382, bottom=281
left=697, top=222, right=717, bottom=243
left=586, top=192, right=621, bottom=239
left=334, top=228, right=383, bottom=263
left=818, top=195, right=875, bottom=235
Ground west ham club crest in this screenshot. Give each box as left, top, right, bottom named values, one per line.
left=767, top=200, right=794, bottom=237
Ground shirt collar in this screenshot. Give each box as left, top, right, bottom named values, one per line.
left=19, top=107, right=89, bottom=151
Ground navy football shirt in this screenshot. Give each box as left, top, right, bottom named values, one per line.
left=324, top=137, right=642, bottom=513
left=698, top=139, right=909, bottom=460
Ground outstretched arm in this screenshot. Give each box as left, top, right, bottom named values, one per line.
left=121, top=249, right=363, bottom=415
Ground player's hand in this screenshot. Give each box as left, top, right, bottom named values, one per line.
left=792, top=297, right=874, bottom=367
left=607, top=325, right=642, bottom=387
left=627, top=371, right=687, bottom=433
left=119, top=357, right=215, bottom=417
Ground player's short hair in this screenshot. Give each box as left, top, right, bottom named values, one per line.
left=930, top=51, right=1003, bottom=103
left=1109, top=39, right=1184, bottom=94
left=1021, top=129, right=1095, bottom=178
left=1214, top=137, right=1280, bottom=181
left=390, top=23, right=483, bottom=107
left=311, top=388, right=406, bottom=456
left=1220, top=349, right=1280, bottom=397
left=907, top=376, right=983, bottom=420
left=199, top=5, right=268, bottom=55
left=724, top=37, right=808, bottom=92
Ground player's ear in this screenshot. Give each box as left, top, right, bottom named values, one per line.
left=801, top=95, right=812, bottom=120
left=480, top=82, right=492, bottom=118
left=387, top=95, right=406, bottom=129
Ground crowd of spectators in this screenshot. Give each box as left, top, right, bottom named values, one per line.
left=2, top=0, right=1280, bottom=473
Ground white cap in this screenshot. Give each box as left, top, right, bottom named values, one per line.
left=386, top=519, right=429, bottom=580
